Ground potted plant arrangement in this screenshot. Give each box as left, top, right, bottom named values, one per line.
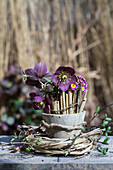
left=23, top=61, right=87, bottom=138
left=9, top=61, right=112, bottom=157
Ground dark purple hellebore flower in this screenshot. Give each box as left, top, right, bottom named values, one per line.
left=30, top=92, right=52, bottom=113
left=9, top=65, right=22, bottom=75
left=25, top=62, right=53, bottom=88
left=52, top=66, right=77, bottom=91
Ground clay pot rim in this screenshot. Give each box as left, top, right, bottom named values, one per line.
left=42, top=111, right=86, bottom=118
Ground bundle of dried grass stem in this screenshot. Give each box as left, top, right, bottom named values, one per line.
left=50, top=90, right=87, bottom=114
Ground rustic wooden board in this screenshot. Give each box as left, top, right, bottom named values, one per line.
left=0, top=136, right=113, bottom=170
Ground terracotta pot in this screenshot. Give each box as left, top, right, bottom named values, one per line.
left=42, top=111, right=86, bottom=138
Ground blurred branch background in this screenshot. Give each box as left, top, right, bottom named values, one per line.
left=0, top=0, right=113, bottom=134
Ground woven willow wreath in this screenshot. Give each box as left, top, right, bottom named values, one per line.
left=16, top=125, right=103, bottom=158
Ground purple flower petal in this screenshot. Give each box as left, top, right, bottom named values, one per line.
left=44, top=104, right=49, bottom=113
left=34, top=61, right=47, bottom=77
left=9, top=65, right=22, bottom=75
left=55, top=66, right=65, bottom=74
left=65, top=67, right=75, bottom=75
left=59, top=83, right=69, bottom=91
left=26, top=79, right=41, bottom=88
left=71, top=83, right=78, bottom=90
left=24, top=62, right=51, bottom=88
left=44, top=72, right=53, bottom=80
left=81, top=85, right=87, bottom=92
left=70, top=75, right=77, bottom=84
left=52, top=75, right=59, bottom=84
left=33, top=102, right=39, bottom=110
left=26, top=79, right=35, bottom=86
left=55, top=66, right=75, bottom=75
left=45, top=96, right=52, bottom=105
left=29, top=92, right=37, bottom=99
left=34, top=96, right=45, bottom=103
left=25, top=69, right=37, bottom=77
left=77, top=75, right=87, bottom=86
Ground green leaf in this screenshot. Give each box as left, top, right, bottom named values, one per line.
left=64, top=150, right=70, bottom=156
left=107, top=126, right=111, bottom=131
left=10, top=133, right=17, bottom=143
left=102, top=148, right=108, bottom=155
left=22, top=70, right=26, bottom=75
left=25, top=147, right=31, bottom=152
left=14, top=132, right=17, bottom=138
left=100, top=148, right=104, bottom=152
left=36, top=138, right=42, bottom=145
left=97, top=147, right=108, bottom=155
left=106, top=148, right=108, bottom=152
left=104, top=127, right=106, bottom=131
left=96, top=106, right=100, bottom=113
left=105, top=114, right=108, bottom=118
left=19, top=135, right=24, bottom=138
left=105, top=117, right=112, bottom=121
left=82, top=127, right=86, bottom=132
left=107, top=130, right=112, bottom=133
left=102, top=121, right=108, bottom=127
left=73, top=134, right=76, bottom=138
left=36, top=141, right=40, bottom=146
left=105, top=132, right=108, bottom=137
left=96, top=112, right=99, bottom=116
left=10, top=138, right=15, bottom=142
left=38, top=138, right=42, bottom=142
left=31, top=147, right=35, bottom=151
left=103, top=137, right=110, bottom=144
left=25, top=137, right=30, bottom=142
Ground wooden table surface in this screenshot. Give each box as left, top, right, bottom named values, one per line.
left=0, top=135, right=113, bottom=170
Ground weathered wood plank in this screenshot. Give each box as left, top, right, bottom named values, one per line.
left=0, top=136, right=113, bottom=170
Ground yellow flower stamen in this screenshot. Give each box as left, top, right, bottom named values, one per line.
left=40, top=101, right=43, bottom=105
left=71, top=84, right=76, bottom=88
left=81, top=86, right=85, bottom=91
left=62, top=75, right=67, bottom=79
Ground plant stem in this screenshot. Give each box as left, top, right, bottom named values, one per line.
left=67, top=133, right=81, bottom=153
left=63, top=91, right=66, bottom=114
left=86, top=102, right=113, bottom=128
left=66, top=93, right=69, bottom=114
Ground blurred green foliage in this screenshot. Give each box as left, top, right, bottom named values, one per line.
left=0, top=65, right=42, bottom=135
